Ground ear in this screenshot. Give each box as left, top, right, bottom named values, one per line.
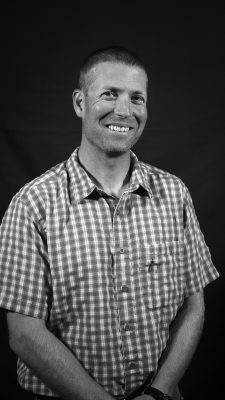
left=72, top=89, right=85, bottom=118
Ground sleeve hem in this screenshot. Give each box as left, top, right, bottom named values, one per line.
left=0, top=303, right=48, bottom=320
left=184, top=270, right=220, bottom=298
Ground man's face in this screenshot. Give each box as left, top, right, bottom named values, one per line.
left=78, top=61, right=148, bottom=156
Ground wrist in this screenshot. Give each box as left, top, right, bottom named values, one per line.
left=141, top=386, right=173, bottom=400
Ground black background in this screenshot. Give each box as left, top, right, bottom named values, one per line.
left=0, top=3, right=224, bottom=399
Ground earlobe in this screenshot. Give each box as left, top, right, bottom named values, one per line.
left=72, top=90, right=84, bottom=118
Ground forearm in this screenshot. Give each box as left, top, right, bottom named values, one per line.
left=151, top=291, right=205, bottom=396
left=7, top=313, right=113, bottom=400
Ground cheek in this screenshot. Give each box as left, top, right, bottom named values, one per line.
left=141, top=107, right=148, bottom=118
left=92, top=102, right=113, bottom=116
left=136, top=107, right=148, bottom=124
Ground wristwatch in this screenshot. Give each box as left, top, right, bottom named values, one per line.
left=141, top=386, right=173, bottom=400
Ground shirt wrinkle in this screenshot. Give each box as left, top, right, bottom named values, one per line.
left=0, top=147, right=219, bottom=398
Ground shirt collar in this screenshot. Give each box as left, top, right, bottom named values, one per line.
left=67, top=147, right=153, bottom=203
left=129, top=151, right=153, bottom=197
left=67, top=148, right=96, bottom=203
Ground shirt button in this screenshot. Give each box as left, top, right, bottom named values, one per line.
left=120, top=248, right=124, bottom=254
left=121, top=285, right=130, bottom=293
left=124, top=323, right=131, bottom=331
left=128, top=362, right=136, bottom=370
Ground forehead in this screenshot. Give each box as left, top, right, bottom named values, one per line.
left=86, top=61, right=148, bottom=94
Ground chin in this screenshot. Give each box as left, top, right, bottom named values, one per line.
left=104, top=145, right=130, bottom=157
left=102, top=138, right=139, bottom=157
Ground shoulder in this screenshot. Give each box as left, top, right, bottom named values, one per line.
left=139, top=160, right=188, bottom=197
left=10, top=158, right=69, bottom=220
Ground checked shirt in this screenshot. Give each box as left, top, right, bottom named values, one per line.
left=0, top=148, right=219, bottom=398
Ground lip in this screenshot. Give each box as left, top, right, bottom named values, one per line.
left=105, top=123, right=133, bottom=129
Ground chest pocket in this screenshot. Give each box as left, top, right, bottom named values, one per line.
left=140, top=241, right=184, bottom=310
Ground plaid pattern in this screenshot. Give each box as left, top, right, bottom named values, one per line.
left=0, top=148, right=219, bottom=398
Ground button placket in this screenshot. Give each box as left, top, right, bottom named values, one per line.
left=123, top=322, right=131, bottom=332
left=128, top=362, right=137, bottom=370
left=121, top=285, right=130, bottom=293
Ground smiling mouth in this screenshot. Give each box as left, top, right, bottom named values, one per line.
left=106, top=124, right=132, bottom=132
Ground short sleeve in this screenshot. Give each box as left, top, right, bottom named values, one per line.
left=0, top=195, right=51, bottom=319
left=182, top=185, right=219, bottom=297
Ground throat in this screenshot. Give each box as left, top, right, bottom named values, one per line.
left=78, top=146, right=132, bottom=197
left=103, top=181, right=130, bottom=198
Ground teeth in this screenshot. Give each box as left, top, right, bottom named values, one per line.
left=108, top=125, right=130, bottom=132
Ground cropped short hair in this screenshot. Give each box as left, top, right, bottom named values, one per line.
left=77, top=45, right=148, bottom=94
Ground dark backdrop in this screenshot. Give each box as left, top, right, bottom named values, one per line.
left=0, top=3, right=224, bottom=399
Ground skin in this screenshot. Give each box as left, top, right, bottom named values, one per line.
left=7, top=312, right=114, bottom=400
left=7, top=291, right=204, bottom=400
left=73, top=61, right=148, bottom=197
left=7, top=61, right=205, bottom=400
left=136, top=291, right=205, bottom=399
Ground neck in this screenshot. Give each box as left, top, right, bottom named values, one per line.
left=78, top=143, right=131, bottom=198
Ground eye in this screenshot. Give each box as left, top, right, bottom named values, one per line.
left=132, top=95, right=145, bottom=104
left=101, top=90, right=117, bottom=100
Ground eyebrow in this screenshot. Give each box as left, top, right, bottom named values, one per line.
left=102, top=86, right=146, bottom=97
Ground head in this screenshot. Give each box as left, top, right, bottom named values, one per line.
left=77, top=45, right=148, bottom=95
left=73, top=46, right=148, bottom=157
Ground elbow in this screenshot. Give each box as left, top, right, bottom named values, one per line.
left=9, top=335, right=18, bottom=354
left=8, top=324, right=26, bottom=356
left=7, top=311, right=46, bottom=357
left=7, top=312, right=33, bottom=356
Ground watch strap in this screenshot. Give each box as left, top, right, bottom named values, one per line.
left=142, top=386, right=173, bottom=400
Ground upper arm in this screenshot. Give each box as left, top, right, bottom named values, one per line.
left=183, top=290, right=205, bottom=316
left=7, top=311, right=46, bottom=350
left=0, top=197, right=51, bottom=320
left=182, top=184, right=219, bottom=296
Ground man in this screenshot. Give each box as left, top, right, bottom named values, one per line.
left=0, top=46, right=219, bottom=400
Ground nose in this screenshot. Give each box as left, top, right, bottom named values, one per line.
left=114, top=96, right=131, bottom=117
